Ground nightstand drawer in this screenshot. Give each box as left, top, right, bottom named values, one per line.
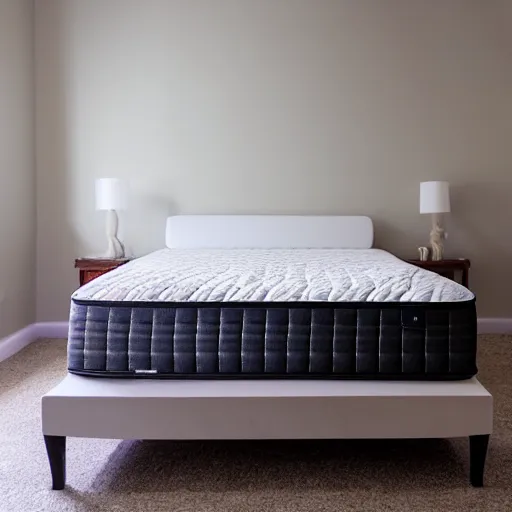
left=82, top=270, right=110, bottom=285
left=435, top=270, right=456, bottom=281
left=75, top=258, right=130, bottom=286
left=407, top=259, right=470, bottom=288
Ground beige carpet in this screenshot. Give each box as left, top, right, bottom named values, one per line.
left=0, top=336, right=511, bottom=512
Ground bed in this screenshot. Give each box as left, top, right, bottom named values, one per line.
left=42, top=215, right=492, bottom=490
left=68, top=215, right=476, bottom=380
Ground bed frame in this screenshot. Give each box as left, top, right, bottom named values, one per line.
left=42, top=215, right=493, bottom=489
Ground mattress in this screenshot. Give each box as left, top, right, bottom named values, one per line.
left=68, top=249, right=477, bottom=380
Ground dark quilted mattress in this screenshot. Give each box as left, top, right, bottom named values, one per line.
left=68, top=300, right=477, bottom=380
left=67, top=249, right=477, bottom=380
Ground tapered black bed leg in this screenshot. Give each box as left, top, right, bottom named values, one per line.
left=44, top=435, right=66, bottom=490
left=469, top=434, right=489, bottom=487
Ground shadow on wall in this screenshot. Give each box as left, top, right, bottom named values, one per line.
left=123, top=191, right=178, bottom=256
left=372, top=219, right=414, bottom=255
left=450, top=181, right=512, bottom=312
left=450, top=181, right=512, bottom=256
left=36, top=2, right=83, bottom=312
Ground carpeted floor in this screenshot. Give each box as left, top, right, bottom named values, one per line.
left=0, top=336, right=511, bottom=512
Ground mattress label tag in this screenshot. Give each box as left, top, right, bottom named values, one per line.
left=401, top=309, right=426, bottom=329
left=134, top=369, right=158, bottom=374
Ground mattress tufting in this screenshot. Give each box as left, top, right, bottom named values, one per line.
left=72, top=249, right=474, bottom=304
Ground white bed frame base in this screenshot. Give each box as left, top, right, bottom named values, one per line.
left=43, top=376, right=491, bottom=441
left=42, top=215, right=493, bottom=490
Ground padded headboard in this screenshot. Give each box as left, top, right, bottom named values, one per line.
left=166, top=215, right=373, bottom=249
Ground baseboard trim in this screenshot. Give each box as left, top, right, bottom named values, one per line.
left=477, top=318, right=512, bottom=334
left=1, top=318, right=511, bottom=364
left=34, top=321, right=69, bottom=339
left=0, top=325, right=36, bottom=363
left=0, top=322, right=68, bottom=363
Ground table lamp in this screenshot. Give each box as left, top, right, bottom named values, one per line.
left=420, top=181, right=450, bottom=261
left=96, top=178, right=127, bottom=259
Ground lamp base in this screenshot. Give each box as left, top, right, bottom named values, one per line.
left=429, top=213, right=445, bottom=261
left=104, top=210, right=125, bottom=259
left=105, top=237, right=125, bottom=259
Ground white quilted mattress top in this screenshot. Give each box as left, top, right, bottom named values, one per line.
left=72, top=249, right=474, bottom=303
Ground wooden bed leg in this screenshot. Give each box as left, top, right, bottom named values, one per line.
left=44, top=435, right=66, bottom=490
left=469, top=434, right=489, bottom=487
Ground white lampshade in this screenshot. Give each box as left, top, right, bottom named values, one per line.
left=420, top=181, right=450, bottom=214
left=95, top=178, right=127, bottom=211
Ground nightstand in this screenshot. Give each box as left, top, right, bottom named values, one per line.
left=407, top=259, right=470, bottom=288
left=75, top=258, right=130, bottom=286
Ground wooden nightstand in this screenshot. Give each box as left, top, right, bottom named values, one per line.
left=75, top=258, right=130, bottom=286
left=407, top=259, right=470, bottom=288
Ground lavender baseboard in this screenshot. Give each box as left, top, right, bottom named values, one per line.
left=477, top=318, right=512, bottom=335
left=0, top=322, right=68, bottom=363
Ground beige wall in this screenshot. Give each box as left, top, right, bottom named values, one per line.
left=35, top=0, right=512, bottom=321
left=0, top=0, right=35, bottom=337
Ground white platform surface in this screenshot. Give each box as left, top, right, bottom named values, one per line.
left=42, top=375, right=492, bottom=441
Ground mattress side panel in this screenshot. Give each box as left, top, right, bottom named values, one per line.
left=67, top=300, right=477, bottom=380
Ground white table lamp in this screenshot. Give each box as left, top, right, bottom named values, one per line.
left=96, top=178, right=127, bottom=259
left=420, top=181, right=451, bottom=261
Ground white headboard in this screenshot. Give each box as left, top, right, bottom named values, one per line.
left=166, top=215, right=373, bottom=249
